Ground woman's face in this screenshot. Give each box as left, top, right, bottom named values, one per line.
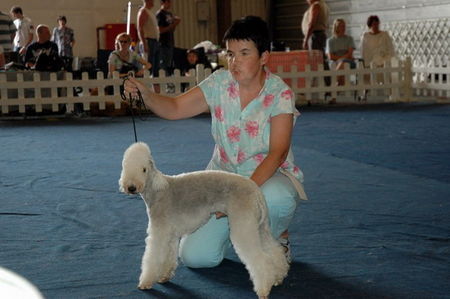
left=118, top=37, right=130, bottom=51
left=371, top=21, right=380, bottom=32
left=187, top=52, right=198, bottom=65
left=336, top=22, right=346, bottom=36
left=226, top=39, right=267, bottom=83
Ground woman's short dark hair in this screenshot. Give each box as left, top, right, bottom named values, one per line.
left=57, top=16, right=67, bottom=23
left=367, top=15, right=380, bottom=28
left=223, top=16, right=270, bottom=55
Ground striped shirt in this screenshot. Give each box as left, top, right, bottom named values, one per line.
left=0, top=11, right=15, bottom=51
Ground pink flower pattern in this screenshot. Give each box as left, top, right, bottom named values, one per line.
left=281, top=89, right=294, bottom=100
left=203, top=70, right=303, bottom=182
left=226, top=126, right=241, bottom=143
left=214, top=106, right=224, bottom=122
left=227, top=82, right=239, bottom=99
left=237, top=149, right=246, bottom=164
left=219, top=147, right=229, bottom=163
left=263, top=94, right=274, bottom=108
left=253, top=153, right=265, bottom=165
left=245, top=121, right=259, bottom=138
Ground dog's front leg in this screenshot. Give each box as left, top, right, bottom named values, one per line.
left=158, top=236, right=179, bottom=283
left=138, top=228, right=168, bottom=289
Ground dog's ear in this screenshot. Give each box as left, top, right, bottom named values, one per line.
left=152, top=171, right=169, bottom=191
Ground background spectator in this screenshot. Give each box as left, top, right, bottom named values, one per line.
left=107, top=32, right=151, bottom=78
left=0, top=10, right=15, bottom=53
left=326, top=18, right=355, bottom=86
left=10, top=6, right=34, bottom=57
left=24, top=24, right=62, bottom=71
left=52, top=16, right=75, bottom=71
left=183, top=48, right=212, bottom=74
left=301, top=0, right=329, bottom=52
left=137, top=0, right=160, bottom=77
left=157, top=0, right=181, bottom=76
left=360, top=15, right=395, bottom=67
left=302, top=0, right=330, bottom=85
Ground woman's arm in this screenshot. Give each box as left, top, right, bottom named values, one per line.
left=250, top=113, right=294, bottom=186
left=385, top=32, right=395, bottom=57
left=124, top=77, right=209, bottom=120
left=135, top=56, right=152, bottom=76
left=108, top=60, right=118, bottom=78
left=344, top=47, right=354, bottom=60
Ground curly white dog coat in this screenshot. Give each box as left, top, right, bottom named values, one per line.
left=119, top=142, right=289, bottom=298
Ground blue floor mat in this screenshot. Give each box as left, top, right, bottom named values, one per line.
left=1, top=103, right=449, bottom=298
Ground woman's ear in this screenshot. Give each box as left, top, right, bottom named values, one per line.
left=260, top=50, right=270, bottom=66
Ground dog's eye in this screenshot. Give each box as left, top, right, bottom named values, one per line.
left=143, top=168, right=147, bottom=173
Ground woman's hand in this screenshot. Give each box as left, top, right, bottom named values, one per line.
left=123, top=76, right=152, bottom=101
left=215, top=212, right=227, bottom=219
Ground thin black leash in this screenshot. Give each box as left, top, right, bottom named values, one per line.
left=120, top=76, right=150, bottom=142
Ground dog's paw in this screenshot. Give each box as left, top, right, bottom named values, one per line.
left=158, top=276, right=171, bottom=283
left=158, top=269, right=175, bottom=283
left=138, top=282, right=153, bottom=290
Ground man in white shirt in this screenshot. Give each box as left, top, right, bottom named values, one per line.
left=137, top=0, right=160, bottom=77
left=10, top=6, right=34, bottom=56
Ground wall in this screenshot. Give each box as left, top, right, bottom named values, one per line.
left=1, top=0, right=220, bottom=58
left=1, top=0, right=268, bottom=58
left=230, top=0, right=268, bottom=21
left=2, top=0, right=139, bottom=57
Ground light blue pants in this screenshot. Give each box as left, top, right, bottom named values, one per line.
left=179, top=172, right=299, bottom=268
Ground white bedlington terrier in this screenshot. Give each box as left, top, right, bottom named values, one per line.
left=119, top=142, right=289, bottom=299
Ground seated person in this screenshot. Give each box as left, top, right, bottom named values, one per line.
left=326, top=18, right=356, bottom=86
left=360, top=15, right=395, bottom=67
left=108, top=33, right=151, bottom=78
left=24, top=24, right=63, bottom=71
left=183, top=48, right=212, bottom=75
left=0, top=45, right=5, bottom=68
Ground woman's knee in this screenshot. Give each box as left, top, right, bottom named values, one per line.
left=178, top=217, right=230, bottom=268
left=179, top=242, right=224, bottom=268
left=261, top=173, right=299, bottom=207
left=260, top=173, right=299, bottom=236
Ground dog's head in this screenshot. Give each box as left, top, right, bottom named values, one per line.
left=119, top=142, right=168, bottom=195
left=119, top=142, right=153, bottom=194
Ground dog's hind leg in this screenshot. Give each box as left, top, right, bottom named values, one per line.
left=258, top=219, right=290, bottom=286
left=228, top=212, right=275, bottom=299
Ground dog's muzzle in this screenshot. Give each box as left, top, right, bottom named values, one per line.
left=127, top=185, right=137, bottom=194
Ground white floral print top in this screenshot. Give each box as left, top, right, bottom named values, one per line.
left=199, top=68, right=304, bottom=183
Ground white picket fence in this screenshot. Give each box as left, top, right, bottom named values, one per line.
left=412, top=61, right=449, bottom=100
left=277, top=58, right=411, bottom=104
left=0, top=67, right=209, bottom=114
left=0, top=59, right=448, bottom=115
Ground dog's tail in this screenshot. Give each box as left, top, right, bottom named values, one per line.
left=255, top=189, right=269, bottom=227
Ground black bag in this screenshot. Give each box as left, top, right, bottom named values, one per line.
left=34, top=50, right=64, bottom=72
left=119, top=62, right=138, bottom=74
left=113, top=53, right=138, bottom=75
